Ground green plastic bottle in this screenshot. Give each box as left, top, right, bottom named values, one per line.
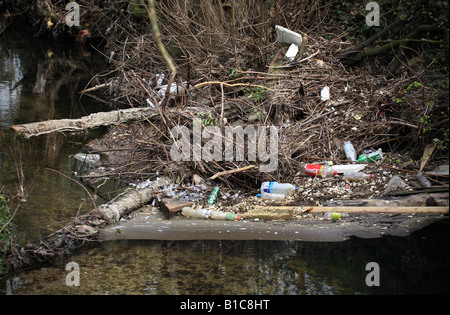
left=207, top=187, right=220, bottom=205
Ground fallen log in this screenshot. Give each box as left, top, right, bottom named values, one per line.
left=98, top=187, right=155, bottom=222
left=9, top=106, right=210, bottom=139
left=5, top=186, right=154, bottom=272
left=10, top=107, right=159, bottom=139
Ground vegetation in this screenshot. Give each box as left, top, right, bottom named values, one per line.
left=0, top=193, right=11, bottom=275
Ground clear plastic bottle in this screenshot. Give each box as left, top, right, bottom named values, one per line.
left=210, top=210, right=242, bottom=221
left=415, top=172, right=431, bottom=187
left=323, top=212, right=349, bottom=220
left=343, top=172, right=373, bottom=180
left=257, top=192, right=288, bottom=200
left=382, top=175, right=404, bottom=196
left=343, top=141, right=357, bottom=163
left=298, top=163, right=338, bottom=178
left=181, top=207, right=211, bottom=219
left=260, top=182, right=297, bottom=197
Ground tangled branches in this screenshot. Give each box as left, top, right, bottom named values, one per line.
left=24, top=0, right=448, bottom=188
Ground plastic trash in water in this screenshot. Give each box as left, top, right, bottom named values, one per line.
left=320, top=86, right=330, bottom=101
left=74, top=153, right=100, bottom=165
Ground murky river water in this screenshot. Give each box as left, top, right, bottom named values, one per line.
left=0, top=17, right=448, bottom=295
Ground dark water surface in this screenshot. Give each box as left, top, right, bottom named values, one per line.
left=0, top=17, right=448, bottom=295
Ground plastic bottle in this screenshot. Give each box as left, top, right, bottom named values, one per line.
left=210, top=210, right=242, bottom=221
left=415, top=172, right=431, bottom=188
left=323, top=212, right=349, bottom=220
left=256, top=192, right=288, bottom=200
left=298, top=163, right=338, bottom=178
left=343, top=172, right=374, bottom=180
left=207, top=186, right=220, bottom=205
left=382, top=175, right=404, bottom=196
left=343, top=141, right=357, bottom=163
left=181, top=207, right=211, bottom=219
left=260, top=182, right=297, bottom=197
left=357, top=148, right=383, bottom=163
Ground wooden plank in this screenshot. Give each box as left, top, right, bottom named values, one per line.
left=159, top=198, right=194, bottom=219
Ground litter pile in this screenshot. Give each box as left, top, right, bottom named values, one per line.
left=71, top=0, right=448, bottom=196
left=8, top=0, right=449, bottom=213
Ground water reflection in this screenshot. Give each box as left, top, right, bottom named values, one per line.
left=1, top=220, right=448, bottom=295
left=0, top=17, right=111, bottom=241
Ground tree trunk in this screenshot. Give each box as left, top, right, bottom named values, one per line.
left=9, top=106, right=209, bottom=139
left=10, top=107, right=158, bottom=139
left=5, top=186, right=154, bottom=272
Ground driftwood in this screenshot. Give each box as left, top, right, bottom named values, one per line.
left=10, top=107, right=159, bottom=139
left=9, top=106, right=210, bottom=139
left=98, top=187, right=155, bottom=222
left=5, top=186, right=154, bottom=272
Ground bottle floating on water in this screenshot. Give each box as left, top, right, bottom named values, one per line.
left=323, top=212, right=349, bottom=221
